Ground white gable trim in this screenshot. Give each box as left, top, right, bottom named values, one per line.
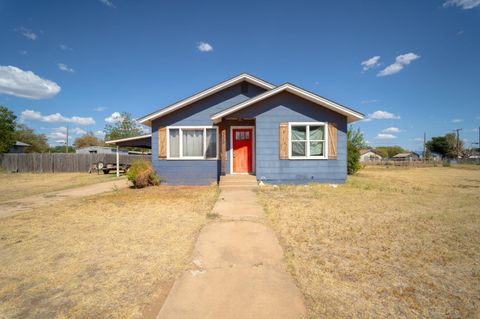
left=137, top=74, right=275, bottom=126
left=211, top=83, right=365, bottom=123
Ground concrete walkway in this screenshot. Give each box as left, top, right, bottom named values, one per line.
left=157, top=186, right=306, bottom=319
left=0, top=178, right=129, bottom=219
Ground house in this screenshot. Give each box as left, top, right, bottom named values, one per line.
left=8, top=141, right=30, bottom=153
left=359, top=149, right=382, bottom=162
left=392, top=152, right=420, bottom=161
left=76, top=146, right=129, bottom=154
left=106, top=74, right=364, bottom=185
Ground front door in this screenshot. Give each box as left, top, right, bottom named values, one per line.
left=232, top=128, right=253, bottom=173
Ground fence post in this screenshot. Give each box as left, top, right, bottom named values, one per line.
left=116, top=146, right=120, bottom=177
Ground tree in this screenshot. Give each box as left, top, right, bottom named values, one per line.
left=445, top=132, right=464, bottom=158
left=15, top=124, right=49, bottom=153
left=104, top=112, right=143, bottom=141
left=49, top=145, right=76, bottom=153
left=426, top=136, right=450, bottom=158
left=0, top=106, right=17, bottom=153
left=347, top=127, right=367, bottom=175
left=375, top=146, right=406, bottom=158
left=74, top=131, right=104, bottom=149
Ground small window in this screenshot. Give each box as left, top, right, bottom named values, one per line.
left=289, top=123, right=327, bottom=159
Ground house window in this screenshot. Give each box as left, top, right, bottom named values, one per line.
left=289, top=122, right=327, bottom=159
left=167, top=127, right=218, bottom=159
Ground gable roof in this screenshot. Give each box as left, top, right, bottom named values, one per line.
left=210, top=83, right=364, bottom=123
left=137, top=73, right=275, bottom=126
left=393, top=152, right=419, bottom=158
left=360, top=149, right=382, bottom=156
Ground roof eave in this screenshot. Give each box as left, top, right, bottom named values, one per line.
left=211, top=84, right=364, bottom=123
left=137, top=73, right=275, bottom=125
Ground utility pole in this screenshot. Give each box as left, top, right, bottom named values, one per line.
left=66, top=126, right=69, bottom=153
left=453, top=128, right=462, bottom=158
left=423, top=132, right=426, bottom=160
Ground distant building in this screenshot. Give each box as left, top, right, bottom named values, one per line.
left=392, top=152, right=420, bottom=161
left=8, top=141, right=30, bottom=153
left=76, top=146, right=129, bottom=154
left=359, top=149, right=383, bottom=162
left=429, top=151, right=442, bottom=161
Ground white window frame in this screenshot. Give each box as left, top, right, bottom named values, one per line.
left=288, top=122, right=328, bottom=159
left=166, top=126, right=219, bottom=160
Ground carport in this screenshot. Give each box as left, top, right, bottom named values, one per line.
left=105, top=134, right=152, bottom=176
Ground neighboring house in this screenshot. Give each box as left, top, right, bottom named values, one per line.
left=429, top=151, right=442, bottom=161
left=8, top=141, right=30, bottom=153
left=76, top=146, right=129, bottom=154
left=392, top=152, right=420, bottom=161
left=106, top=74, right=364, bottom=184
left=359, top=149, right=382, bottom=162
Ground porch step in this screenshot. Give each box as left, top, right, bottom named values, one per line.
left=219, top=175, right=258, bottom=188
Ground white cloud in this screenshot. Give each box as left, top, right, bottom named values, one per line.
left=413, top=137, right=424, bottom=142
left=361, top=56, right=381, bottom=71
left=197, top=41, right=213, bottom=52
left=94, top=106, right=106, bottom=112
left=19, top=27, right=37, bottom=40
left=361, top=99, right=381, bottom=104
left=0, top=65, right=61, bottom=99
left=443, top=0, right=480, bottom=9
left=95, top=130, right=106, bottom=138
left=59, top=44, right=72, bottom=51
left=105, top=112, right=124, bottom=124
left=375, top=133, right=397, bottom=140
left=58, top=63, right=75, bottom=73
left=367, top=110, right=401, bottom=120
left=21, top=110, right=95, bottom=125
left=19, top=50, right=28, bottom=55
left=378, top=53, right=420, bottom=77
left=382, top=127, right=401, bottom=133
left=72, top=127, right=87, bottom=135
left=451, top=118, right=463, bottom=123
left=100, top=0, right=116, bottom=8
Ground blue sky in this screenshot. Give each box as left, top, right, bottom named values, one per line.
left=1, top=0, right=479, bottom=151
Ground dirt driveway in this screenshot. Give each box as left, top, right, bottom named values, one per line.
left=0, top=178, right=129, bottom=219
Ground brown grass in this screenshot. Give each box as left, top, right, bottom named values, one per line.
left=258, top=167, right=480, bottom=318
left=0, top=173, right=116, bottom=202
left=0, top=186, right=218, bottom=318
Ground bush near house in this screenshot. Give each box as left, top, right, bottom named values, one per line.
left=126, top=160, right=160, bottom=188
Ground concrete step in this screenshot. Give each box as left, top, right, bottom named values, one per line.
left=219, top=175, right=258, bottom=188
left=220, top=175, right=257, bottom=181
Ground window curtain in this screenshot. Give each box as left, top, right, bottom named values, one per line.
left=169, top=129, right=180, bottom=157
left=205, top=128, right=217, bottom=158
left=291, top=126, right=306, bottom=156
left=183, top=129, right=204, bottom=157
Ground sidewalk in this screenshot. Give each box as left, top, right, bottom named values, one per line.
left=156, top=187, right=306, bottom=319
left=0, top=178, right=129, bottom=219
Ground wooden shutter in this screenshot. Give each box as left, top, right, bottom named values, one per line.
left=158, top=127, right=167, bottom=159
left=279, top=122, right=289, bottom=160
left=328, top=122, right=337, bottom=160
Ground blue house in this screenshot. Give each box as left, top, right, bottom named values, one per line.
left=108, top=74, right=364, bottom=185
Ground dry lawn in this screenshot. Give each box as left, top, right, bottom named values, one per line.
left=0, top=186, right=218, bottom=318
left=258, top=167, right=480, bottom=318
left=0, top=173, right=116, bottom=202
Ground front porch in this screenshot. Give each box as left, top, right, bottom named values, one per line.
left=217, top=118, right=256, bottom=177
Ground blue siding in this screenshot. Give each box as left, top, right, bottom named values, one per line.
left=229, top=92, right=348, bottom=184
left=151, top=82, right=265, bottom=185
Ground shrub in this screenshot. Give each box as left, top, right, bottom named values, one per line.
left=347, top=127, right=366, bottom=175
left=442, top=160, right=451, bottom=167
left=126, top=160, right=160, bottom=188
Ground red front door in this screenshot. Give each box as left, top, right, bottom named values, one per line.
left=232, top=128, right=253, bottom=173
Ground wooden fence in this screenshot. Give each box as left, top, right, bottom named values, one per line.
left=0, top=153, right=151, bottom=173
left=363, top=159, right=480, bottom=167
